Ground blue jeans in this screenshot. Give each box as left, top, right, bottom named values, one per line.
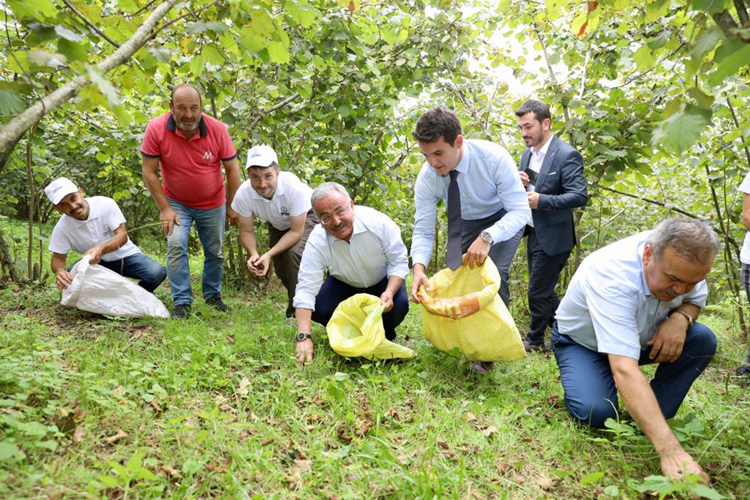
left=551, top=321, right=716, bottom=428
left=74, top=253, right=166, bottom=293
left=166, top=199, right=225, bottom=306
left=312, top=276, right=409, bottom=340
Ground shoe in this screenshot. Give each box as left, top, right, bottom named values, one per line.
left=205, top=296, right=228, bottom=312
left=173, top=304, right=191, bottom=319
left=524, top=340, right=547, bottom=353
left=469, top=361, right=493, bottom=375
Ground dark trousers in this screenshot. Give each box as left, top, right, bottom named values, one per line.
left=551, top=322, right=717, bottom=428
left=461, top=209, right=524, bottom=306
left=267, top=211, right=319, bottom=318
left=524, top=230, right=571, bottom=345
left=312, top=276, right=409, bottom=340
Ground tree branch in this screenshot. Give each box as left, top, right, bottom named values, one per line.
left=250, top=93, right=300, bottom=129
left=597, top=185, right=701, bottom=218
left=0, top=0, right=179, bottom=152
left=147, top=0, right=223, bottom=43
left=63, top=0, right=120, bottom=48
left=735, top=0, right=749, bottom=26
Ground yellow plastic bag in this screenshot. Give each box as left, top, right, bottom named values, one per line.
left=327, top=294, right=415, bottom=361
left=417, top=258, right=525, bottom=362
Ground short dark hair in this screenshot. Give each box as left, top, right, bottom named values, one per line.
left=413, top=106, right=462, bottom=146
left=170, top=84, right=202, bottom=105
left=515, top=99, right=551, bottom=123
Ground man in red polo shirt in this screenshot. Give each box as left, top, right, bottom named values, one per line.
left=141, top=84, right=241, bottom=318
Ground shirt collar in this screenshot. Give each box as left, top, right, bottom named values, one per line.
left=532, top=134, right=554, bottom=157
left=166, top=114, right=208, bottom=138
left=453, top=142, right=472, bottom=175
left=637, top=240, right=653, bottom=298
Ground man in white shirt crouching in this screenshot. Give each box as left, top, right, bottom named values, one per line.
left=293, top=182, right=409, bottom=365
left=46, top=177, right=166, bottom=293
left=553, top=218, right=718, bottom=484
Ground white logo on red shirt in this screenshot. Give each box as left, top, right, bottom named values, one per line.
left=203, top=151, right=215, bottom=161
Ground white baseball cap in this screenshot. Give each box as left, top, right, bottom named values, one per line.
left=45, top=177, right=79, bottom=205
left=246, top=145, right=278, bottom=169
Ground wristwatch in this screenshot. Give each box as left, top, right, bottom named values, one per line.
left=296, top=332, right=312, bottom=342
left=668, top=309, right=694, bottom=328
left=480, top=231, right=494, bottom=245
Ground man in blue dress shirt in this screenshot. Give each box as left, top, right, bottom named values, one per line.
left=553, top=218, right=717, bottom=483
left=410, top=106, right=530, bottom=374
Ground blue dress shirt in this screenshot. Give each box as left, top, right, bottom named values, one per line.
left=411, top=139, right=530, bottom=268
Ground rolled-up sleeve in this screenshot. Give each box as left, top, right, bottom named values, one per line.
left=484, top=151, right=531, bottom=244
left=411, top=167, right=439, bottom=268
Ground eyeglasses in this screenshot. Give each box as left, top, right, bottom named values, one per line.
left=320, top=206, right=350, bottom=225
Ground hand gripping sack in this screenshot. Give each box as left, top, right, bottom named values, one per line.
left=327, top=294, right=415, bottom=361
left=61, top=255, right=170, bottom=318
left=417, top=258, right=525, bottom=362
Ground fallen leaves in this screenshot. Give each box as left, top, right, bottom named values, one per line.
left=103, top=429, right=128, bottom=445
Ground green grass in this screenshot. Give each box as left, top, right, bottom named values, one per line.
left=0, top=221, right=748, bottom=498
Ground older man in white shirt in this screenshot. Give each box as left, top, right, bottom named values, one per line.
left=553, top=218, right=718, bottom=484
left=293, top=182, right=409, bottom=365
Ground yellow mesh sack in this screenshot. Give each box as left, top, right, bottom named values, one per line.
left=327, top=294, right=415, bottom=360
left=417, top=258, right=525, bottom=362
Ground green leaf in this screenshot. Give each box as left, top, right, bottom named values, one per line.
left=633, top=44, right=656, bottom=72
left=580, top=471, right=604, bottom=486
left=687, top=87, right=714, bottom=109
left=7, top=0, right=58, bottom=21
left=652, top=104, right=712, bottom=154
left=86, top=67, right=121, bottom=108
left=267, top=42, right=290, bottom=64
left=239, top=26, right=268, bottom=52
left=189, top=54, right=205, bottom=77
left=0, top=442, right=19, bottom=461
left=690, top=28, right=723, bottom=61
left=54, top=25, right=82, bottom=42
left=708, top=39, right=750, bottom=87
left=203, top=45, right=225, bottom=65
left=645, top=0, right=669, bottom=23
left=287, top=2, right=321, bottom=28
left=251, top=9, right=275, bottom=38
left=691, top=484, right=724, bottom=500
left=58, top=39, right=88, bottom=63
left=603, top=485, right=619, bottom=497
left=186, top=21, right=208, bottom=35
left=0, top=90, right=25, bottom=117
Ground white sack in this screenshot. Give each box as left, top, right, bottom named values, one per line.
left=61, top=255, right=170, bottom=318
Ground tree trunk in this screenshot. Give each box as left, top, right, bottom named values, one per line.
left=0, top=0, right=179, bottom=152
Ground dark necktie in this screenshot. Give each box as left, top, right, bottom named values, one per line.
left=446, top=169, right=462, bottom=270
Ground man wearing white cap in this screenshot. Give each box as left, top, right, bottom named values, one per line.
left=231, top=145, right=318, bottom=318
left=45, top=177, right=166, bottom=293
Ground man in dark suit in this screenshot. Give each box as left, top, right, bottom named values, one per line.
left=515, top=100, right=588, bottom=352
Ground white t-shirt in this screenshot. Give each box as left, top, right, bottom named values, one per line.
left=231, top=172, right=313, bottom=231
left=48, top=196, right=140, bottom=261
left=556, top=231, right=708, bottom=359
left=739, top=172, right=750, bottom=264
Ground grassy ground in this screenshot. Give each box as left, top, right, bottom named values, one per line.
left=1, top=232, right=749, bottom=498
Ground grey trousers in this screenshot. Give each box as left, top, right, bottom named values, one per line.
left=267, top=210, right=319, bottom=318
left=460, top=209, right=524, bottom=306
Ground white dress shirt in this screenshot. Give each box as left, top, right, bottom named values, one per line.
left=555, top=231, right=708, bottom=359
left=411, top=139, right=530, bottom=268
left=231, top=172, right=312, bottom=231
left=526, top=134, right=554, bottom=193
left=49, top=196, right=140, bottom=261
left=739, top=172, right=750, bottom=265
left=293, top=205, right=409, bottom=311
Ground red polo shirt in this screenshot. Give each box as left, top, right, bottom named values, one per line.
left=141, top=113, right=237, bottom=209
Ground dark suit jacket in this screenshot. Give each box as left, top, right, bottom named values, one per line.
left=520, top=135, right=588, bottom=256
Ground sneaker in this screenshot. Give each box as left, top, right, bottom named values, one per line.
left=205, top=296, right=228, bottom=312
left=173, top=304, right=191, bottom=319
left=524, top=340, right=547, bottom=353
left=469, top=361, right=493, bottom=375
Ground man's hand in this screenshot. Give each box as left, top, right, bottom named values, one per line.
left=660, top=451, right=710, bottom=485
left=55, top=269, right=73, bottom=290
left=411, top=266, right=429, bottom=303
left=247, top=254, right=270, bottom=277
left=519, top=170, right=530, bottom=188
left=159, top=206, right=180, bottom=235
left=226, top=207, right=239, bottom=226
left=647, top=314, right=688, bottom=363
left=86, top=246, right=104, bottom=265
left=380, top=290, right=394, bottom=312
left=527, top=191, right=540, bottom=209
left=464, top=237, right=491, bottom=268
left=296, top=338, right=313, bottom=366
